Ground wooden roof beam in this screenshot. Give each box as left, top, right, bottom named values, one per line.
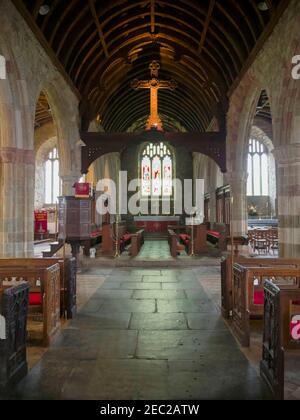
left=88, top=0, right=109, bottom=59
left=198, top=0, right=215, bottom=54
left=151, top=0, right=155, bottom=34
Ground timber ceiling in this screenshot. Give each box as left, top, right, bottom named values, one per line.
left=35, top=90, right=53, bottom=128
left=13, top=0, right=290, bottom=132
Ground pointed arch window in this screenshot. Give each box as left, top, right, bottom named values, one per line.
left=141, top=143, right=173, bottom=197
left=45, top=148, right=61, bottom=204
left=247, top=139, right=269, bottom=196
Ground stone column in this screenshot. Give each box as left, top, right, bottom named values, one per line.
left=0, top=147, right=35, bottom=257
left=61, top=174, right=79, bottom=196
left=273, top=144, right=300, bottom=257
left=225, top=171, right=248, bottom=236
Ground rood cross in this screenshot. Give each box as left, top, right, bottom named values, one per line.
left=131, top=61, right=177, bottom=131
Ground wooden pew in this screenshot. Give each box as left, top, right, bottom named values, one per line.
left=102, top=223, right=127, bottom=255
left=207, top=223, right=227, bottom=251
left=0, top=258, right=77, bottom=319
left=0, top=283, right=29, bottom=393
left=168, top=229, right=186, bottom=257
left=221, top=256, right=300, bottom=319
left=232, top=265, right=300, bottom=347
left=0, top=264, right=61, bottom=347
left=130, top=229, right=145, bottom=257
left=102, top=223, right=145, bottom=257
left=260, top=281, right=300, bottom=400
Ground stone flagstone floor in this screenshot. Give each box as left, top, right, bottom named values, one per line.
left=11, top=267, right=270, bottom=400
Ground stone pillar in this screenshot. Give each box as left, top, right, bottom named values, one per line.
left=0, top=147, right=35, bottom=257
left=61, top=175, right=79, bottom=196
left=225, top=171, right=248, bottom=236
left=273, top=145, right=300, bottom=257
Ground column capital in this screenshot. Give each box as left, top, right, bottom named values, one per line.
left=273, top=144, right=300, bottom=164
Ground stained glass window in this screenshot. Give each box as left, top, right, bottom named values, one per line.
left=141, top=143, right=173, bottom=197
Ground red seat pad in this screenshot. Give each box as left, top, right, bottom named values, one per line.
left=179, top=234, right=190, bottom=242
left=29, top=292, right=42, bottom=306
left=123, top=234, right=132, bottom=242
left=253, top=291, right=264, bottom=306
left=207, top=230, right=221, bottom=239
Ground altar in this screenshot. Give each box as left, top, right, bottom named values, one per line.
left=134, top=216, right=180, bottom=233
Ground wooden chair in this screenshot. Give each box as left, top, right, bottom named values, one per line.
left=0, top=283, right=29, bottom=393
left=260, top=281, right=300, bottom=400
left=267, top=228, right=279, bottom=255
left=253, top=229, right=269, bottom=254
left=0, top=264, right=61, bottom=347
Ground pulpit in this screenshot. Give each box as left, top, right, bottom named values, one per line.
left=58, top=196, right=92, bottom=266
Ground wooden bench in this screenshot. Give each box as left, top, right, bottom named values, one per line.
left=102, top=223, right=144, bottom=257
left=207, top=223, right=227, bottom=251
left=0, top=258, right=77, bottom=319
left=0, top=264, right=61, bottom=347
left=221, top=256, right=300, bottom=319
left=260, top=281, right=300, bottom=400
left=168, top=229, right=186, bottom=257
left=0, top=283, right=29, bottom=393
left=129, top=229, right=145, bottom=257
left=232, top=265, right=300, bottom=347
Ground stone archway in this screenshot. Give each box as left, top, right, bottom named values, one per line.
left=0, top=43, right=35, bottom=257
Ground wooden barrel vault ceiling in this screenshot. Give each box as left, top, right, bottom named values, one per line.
left=13, top=0, right=290, bottom=132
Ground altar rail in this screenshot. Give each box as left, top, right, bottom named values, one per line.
left=0, top=283, right=29, bottom=393
left=0, top=264, right=61, bottom=347
left=260, top=281, right=300, bottom=400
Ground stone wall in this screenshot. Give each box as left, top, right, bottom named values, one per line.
left=0, top=1, right=80, bottom=257
left=226, top=0, right=300, bottom=255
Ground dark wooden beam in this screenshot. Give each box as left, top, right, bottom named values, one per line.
left=151, top=0, right=155, bottom=34
left=88, top=0, right=109, bottom=59
left=10, top=0, right=81, bottom=100
left=80, top=129, right=227, bottom=174
left=198, top=0, right=215, bottom=54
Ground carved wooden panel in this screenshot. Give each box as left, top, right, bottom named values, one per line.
left=0, top=283, right=29, bottom=392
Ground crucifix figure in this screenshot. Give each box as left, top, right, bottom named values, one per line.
left=131, top=61, right=177, bottom=131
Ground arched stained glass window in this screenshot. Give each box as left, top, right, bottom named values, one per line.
left=141, top=143, right=173, bottom=197
left=247, top=138, right=269, bottom=196
left=45, top=148, right=61, bottom=204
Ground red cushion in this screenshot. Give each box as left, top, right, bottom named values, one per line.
left=292, top=301, right=300, bottom=305
left=123, top=234, right=132, bottom=242
left=179, top=234, right=190, bottom=242
left=29, top=292, right=42, bottom=306
left=254, top=291, right=264, bottom=306
left=207, top=230, right=221, bottom=239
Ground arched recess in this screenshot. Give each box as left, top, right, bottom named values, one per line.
left=193, top=152, right=224, bottom=223
left=34, top=90, right=60, bottom=208
left=226, top=76, right=274, bottom=235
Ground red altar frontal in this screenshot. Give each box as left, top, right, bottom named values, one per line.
left=134, top=216, right=180, bottom=233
